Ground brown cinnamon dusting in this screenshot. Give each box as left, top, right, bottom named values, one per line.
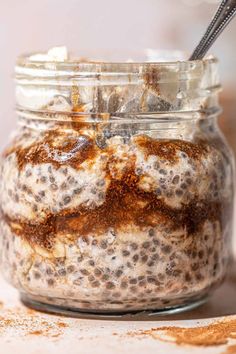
left=143, top=67, right=160, bottom=95
left=0, top=306, right=69, bottom=338
left=135, top=135, right=208, bottom=162
left=5, top=130, right=97, bottom=171
left=223, top=344, right=236, bottom=354
left=1, top=134, right=226, bottom=250
left=28, top=330, right=43, bottom=336
left=133, top=318, right=236, bottom=347
left=2, top=172, right=223, bottom=250
left=58, top=322, right=67, bottom=328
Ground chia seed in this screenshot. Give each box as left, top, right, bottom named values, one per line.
left=63, top=196, right=71, bottom=205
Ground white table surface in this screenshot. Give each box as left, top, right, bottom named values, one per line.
left=0, top=260, right=236, bottom=354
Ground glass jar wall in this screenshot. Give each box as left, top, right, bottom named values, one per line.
left=0, top=51, right=234, bottom=315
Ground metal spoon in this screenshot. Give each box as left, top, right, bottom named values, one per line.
left=190, top=0, right=236, bottom=60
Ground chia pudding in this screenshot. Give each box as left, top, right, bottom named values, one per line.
left=0, top=48, right=234, bottom=313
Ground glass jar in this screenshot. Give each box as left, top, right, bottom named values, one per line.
left=0, top=51, right=234, bottom=316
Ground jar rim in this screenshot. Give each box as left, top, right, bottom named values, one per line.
left=17, top=55, right=218, bottom=65
left=15, top=49, right=218, bottom=76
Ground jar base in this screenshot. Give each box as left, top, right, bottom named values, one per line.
left=20, top=294, right=208, bottom=319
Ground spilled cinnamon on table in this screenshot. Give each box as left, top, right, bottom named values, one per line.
left=223, top=344, right=236, bottom=354
left=0, top=305, right=69, bottom=339
left=130, top=317, right=236, bottom=348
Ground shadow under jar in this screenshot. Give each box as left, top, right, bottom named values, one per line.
left=0, top=52, right=234, bottom=316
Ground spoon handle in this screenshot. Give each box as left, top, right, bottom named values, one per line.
left=190, top=0, right=236, bottom=60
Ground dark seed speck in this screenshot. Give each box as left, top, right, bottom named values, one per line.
left=122, top=250, right=130, bottom=257
left=63, top=196, right=71, bottom=205
left=106, top=282, right=115, bottom=289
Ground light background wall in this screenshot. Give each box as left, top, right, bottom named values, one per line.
left=1, top=0, right=236, bottom=148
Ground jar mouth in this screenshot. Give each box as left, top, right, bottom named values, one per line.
left=15, top=49, right=221, bottom=118
left=16, top=49, right=218, bottom=76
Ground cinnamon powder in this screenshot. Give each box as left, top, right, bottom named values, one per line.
left=223, top=344, right=236, bottom=354
left=132, top=318, right=236, bottom=348
left=0, top=306, right=69, bottom=339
